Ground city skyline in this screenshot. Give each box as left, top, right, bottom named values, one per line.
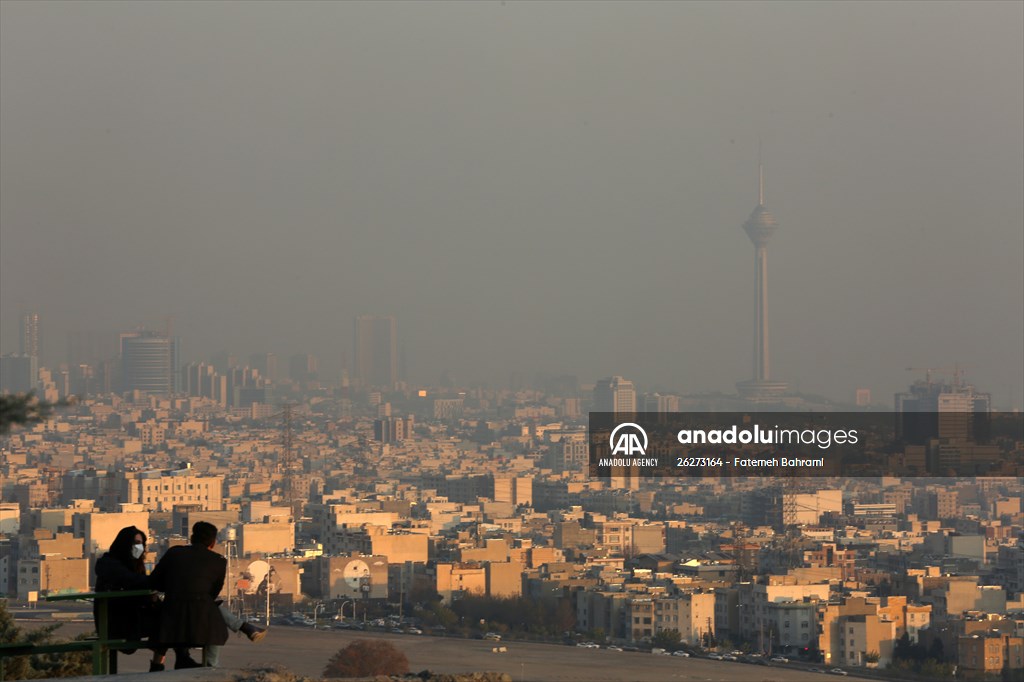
left=1, top=302, right=1018, bottom=410
left=2, top=2, right=1022, bottom=403
left=0, top=4, right=1021, bottom=679
left=2, top=312, right=1014, bottom=409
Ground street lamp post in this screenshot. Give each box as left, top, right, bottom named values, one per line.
left=360, top=568, right=370, bottom=623
left=398, top=562, right=404, bottom=621
left=265, top=566, right=276, bottom=627
left=223, top=527, right=236, bottom=612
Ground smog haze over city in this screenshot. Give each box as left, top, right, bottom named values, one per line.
left=2, top=0, right=1022, bottom=402
left=3, top=4, right=1024, bottom=681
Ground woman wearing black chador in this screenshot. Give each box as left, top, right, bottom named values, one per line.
left=93, top=526, right=188, bottom=671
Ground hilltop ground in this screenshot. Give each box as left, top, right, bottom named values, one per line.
left=15, top=616, right=856, bottom=682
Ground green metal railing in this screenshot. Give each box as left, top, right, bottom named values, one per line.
left=0, top=590, right=153, bottom=679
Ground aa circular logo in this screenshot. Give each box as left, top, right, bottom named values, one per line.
left=609, top=422, right=648, bottom=456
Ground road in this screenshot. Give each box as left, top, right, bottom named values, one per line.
left=16, top=617, right=858, bottom=682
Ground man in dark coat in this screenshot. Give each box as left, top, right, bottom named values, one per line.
left=149, top=521, right=228, bottom=668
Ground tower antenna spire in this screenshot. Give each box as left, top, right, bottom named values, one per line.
left=758, top=139, right=764, bottom=206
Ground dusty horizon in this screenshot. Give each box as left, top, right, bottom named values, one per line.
left=2, top=1, right=1022, bottom=405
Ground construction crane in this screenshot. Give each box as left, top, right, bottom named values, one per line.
left=905, top=364, right=967, bottom=389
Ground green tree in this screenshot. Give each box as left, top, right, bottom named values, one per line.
left=929, top=636, right=945, bottom=661
left=652, top=628, right=682, bottom=651
left=893, top=631, right=915, bottom=661
left=919, top=659, right=955, bottom=678
left=552, top=598, right=576, bottom=634
left=0, top=394, right=56, bottom=435
left=0, top=600, right=92, bottom=679
left=429, top=602, right=458, bottom=630
left=449, top=594, right=575, bottom=638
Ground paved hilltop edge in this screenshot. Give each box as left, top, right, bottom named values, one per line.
left=54, top=666, right=514, bottom=682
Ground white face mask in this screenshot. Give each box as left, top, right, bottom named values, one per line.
left=131, top=543, right=145, bottom=559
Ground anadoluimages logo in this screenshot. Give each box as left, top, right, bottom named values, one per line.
left=609, top=422, right=648, bottom=456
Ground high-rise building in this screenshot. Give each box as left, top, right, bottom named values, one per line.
left=895, top=375, right=991, bottom=444
left=67, top=331, right=116, bottom=373
left=0, top=354, right=38, bottom=395
left=119, top=331, right=179, bottom=396
left=249, top=353, right=278, bottom=383
left=182, top=362, right=219, bottom=399
left=210, top=351, right=239, bottom=373
left=432, top=398, right=464, bottom=420
left=373, top=415, right=415, bottom=443
left=594, top=376, right=636, bottom=415
left=353, top=315, right=398, bottom=389
left=641, top=392, right=680, bottom=413
left=288, top=353, right=318, bottom=384
left=736, top=158, right=788, bottom=400
left=19, top=311, right=39, bottom=360
left=69, top=362, right=96, bottom=397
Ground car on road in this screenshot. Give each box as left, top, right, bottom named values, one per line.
left=483, top=632, right=502, bottom=641
left=723, top=654, right=739, bottom=661
left=707, top=653, right=724, bottom=660
left=769, top=656, right=789, bottom=663
left=828, top=669, right=848, bottom=676
left=809, top=668, right=824, bottom=673
left=606, top=646, right=623, bottom=652
left=672, top=651, right=690, bottom=657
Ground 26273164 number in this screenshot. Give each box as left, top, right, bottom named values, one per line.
left=676, top=457, right=724, bottom=467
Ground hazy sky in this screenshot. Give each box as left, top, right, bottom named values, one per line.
left=2, top=1, right=1022, bottom=404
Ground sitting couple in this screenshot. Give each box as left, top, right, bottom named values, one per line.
left=95, top=521, right=266, bottom=671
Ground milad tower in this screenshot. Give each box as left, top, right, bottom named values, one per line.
left=736, top=156, right=789, bottom=401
